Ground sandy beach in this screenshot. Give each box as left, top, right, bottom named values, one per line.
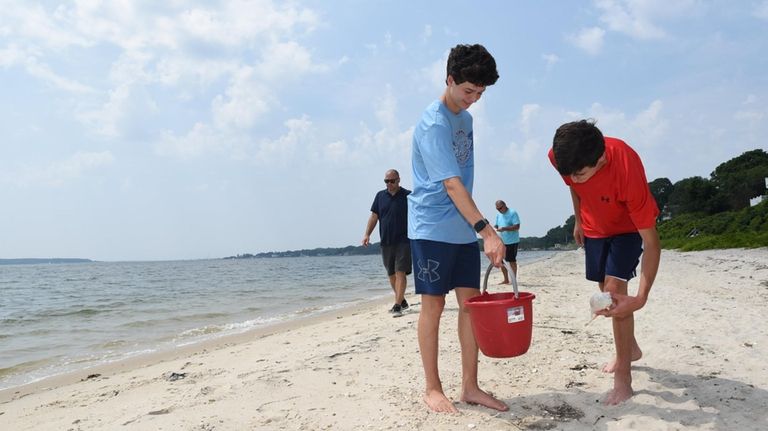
left=1, top=248, right=767, bottom=430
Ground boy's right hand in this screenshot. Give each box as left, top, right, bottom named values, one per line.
left=573, top=223, right=585, bottom=246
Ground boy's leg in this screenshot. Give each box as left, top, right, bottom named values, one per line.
left=601, top=277, right=638, bottom=405
left=418, top=294, right=456, bottom=412
left=455, top=287, right=509, bottom=411
left=412, top=239, right=459, bottom=412
left=600, top=279, right=642, bottom=373
left=586, top=233, right=644, bottom=405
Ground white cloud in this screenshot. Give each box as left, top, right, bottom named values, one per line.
left=0, top=44, right=93, bottom=93
left=3, top=1, right=324, bottom=145
left=256, top=41, right=326, bottom=81
left=155, top=122, right=226, bottom=159
left=212, top=66, right=271, bottom=130
left=520, top=104, right=541, bottom=135
left=541, top=53, right=560, bottom=71
left=0, top=151, right=115, bottom=188
left=253, top=116, right=312, bottom=164
left=421, top=50, right=449, bottom=92
left=503, top=138, right=542, bottom=167
left=593, top=0, right=698, bottom=40
left=585, top=99, right=668, bottom=148
left=569, top=27, right=605, bottom=55
left=323, top=140, right=349, bottom=162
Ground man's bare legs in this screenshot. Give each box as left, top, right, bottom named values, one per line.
left=498, top=266, right=509, bottom=284
left=600, top=278, right=641, bottom=405
left=498, top=261, right=518, bottom=285
left=455, top=288, right=508, bottom=412
left=418, top=294, right=456, bottom=412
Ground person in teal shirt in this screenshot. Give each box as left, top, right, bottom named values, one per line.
left=494, top=200, right=521, bottom=284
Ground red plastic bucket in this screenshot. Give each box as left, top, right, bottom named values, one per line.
left=464, top=263, right=536, bottom=358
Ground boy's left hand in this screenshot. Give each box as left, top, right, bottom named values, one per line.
left=596, top=293, right=646, bottom=319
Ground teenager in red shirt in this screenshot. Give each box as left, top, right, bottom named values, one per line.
left=548, top=120, right=661, bottom=405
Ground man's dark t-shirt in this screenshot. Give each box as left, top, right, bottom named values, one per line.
left=370, top=188, right=411, bottom=246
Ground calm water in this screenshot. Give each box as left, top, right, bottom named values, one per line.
left=0, top=251, right=553, bottom=390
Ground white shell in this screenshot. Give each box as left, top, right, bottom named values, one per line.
left=590, top=292, right=613, bottom=313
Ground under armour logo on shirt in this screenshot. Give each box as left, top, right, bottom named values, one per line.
left=417, top=259, right=441, bottom=283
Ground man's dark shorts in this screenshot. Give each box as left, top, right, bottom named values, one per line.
left=584, top=232, right=643, bottom=282
left=504, top=243, right=519, bottom=263
left=381, top=242, right=412, bottom=276
left=410, top=239, right=480, bottom=295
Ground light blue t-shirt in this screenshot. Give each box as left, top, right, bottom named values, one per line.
left=495, top=209, right=520, bottom=245
left=408, top=100, right=475, bottom=244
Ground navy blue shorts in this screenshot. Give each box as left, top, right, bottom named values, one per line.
left=410, top=239, right=480, bottom=295
left=584, top=233, right=643, bottom=282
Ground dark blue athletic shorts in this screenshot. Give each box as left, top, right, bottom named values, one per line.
left=410, top=239, right=480, bottom=295
left=583, top=232, right=643, bottom=282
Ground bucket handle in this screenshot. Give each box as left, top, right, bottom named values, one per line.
left=482, top=261, right=519, bottom=299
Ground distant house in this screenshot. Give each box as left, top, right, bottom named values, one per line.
left=750, top=177, right=768, bottom=207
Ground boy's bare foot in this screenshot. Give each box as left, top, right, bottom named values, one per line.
left=603, top=383, right=633, bottom=405
left=424, top=389, right=459, bottom=413
left=497, top=280, right=510, bottom=285
left=460, top=388, right=509, bottom=411
left=602, top=346, right=643, bottom=373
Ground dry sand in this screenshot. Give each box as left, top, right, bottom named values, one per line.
left=1, top=248, right=767, bottom=430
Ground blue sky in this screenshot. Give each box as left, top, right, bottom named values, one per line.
left=1, top=0, right=766, bottom=261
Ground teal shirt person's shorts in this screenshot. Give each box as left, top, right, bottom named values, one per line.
left=583, top=232, right=643, bottom=282
left=411, top=239, right=480, bottom=295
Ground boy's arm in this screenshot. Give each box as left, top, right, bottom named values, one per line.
left=443, top=176, right=505, bottom=267
left=635, top=226, right=660, bottom=302
left=569, top=187, right=584, bottom=246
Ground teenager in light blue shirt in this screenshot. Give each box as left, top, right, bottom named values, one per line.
left=408, top=44, right=507, bottom=414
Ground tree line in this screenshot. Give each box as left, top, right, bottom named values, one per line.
left=231, top=148, right=768, bottom=258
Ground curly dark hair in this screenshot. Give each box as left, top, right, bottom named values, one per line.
left=446, top=44, right=499, bottom=86
left=551, top=120, right=605, bottom=176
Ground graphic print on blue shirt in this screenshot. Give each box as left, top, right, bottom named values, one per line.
left=453, top=130, right=473, bottom=167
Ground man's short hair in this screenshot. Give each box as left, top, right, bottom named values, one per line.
left=446, top=44, right=499, bottom=87
left=552, top=119, right=605, bottom=176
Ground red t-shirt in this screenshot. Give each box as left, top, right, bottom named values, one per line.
left=548, top=137, right=659, bottom=238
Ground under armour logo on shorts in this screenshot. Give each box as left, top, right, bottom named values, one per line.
left=417, top=259, right=441, bottom=283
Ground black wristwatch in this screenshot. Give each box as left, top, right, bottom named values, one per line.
left=473, top=218, right=489, bottom=233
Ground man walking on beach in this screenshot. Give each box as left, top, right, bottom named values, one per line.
left=548, top=119, right=661, bottom=405
left=408, top=43, right=507, bottom=413
left=494, top=200, right=520, bottom=284
left=363, top=169, right=412, bottom=317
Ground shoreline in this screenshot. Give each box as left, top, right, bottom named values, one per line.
left=2, top=248, right=766, bottom=430
left=1, top=251, right=558, bottom=397
left=0, top=294, right=395, bottom=404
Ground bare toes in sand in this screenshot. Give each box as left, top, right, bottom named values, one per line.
left=424, top=391, right=458, bottom=413
left=461, top=389, right=509, bottom=412
left=603, top=386, right=633, bottom=405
